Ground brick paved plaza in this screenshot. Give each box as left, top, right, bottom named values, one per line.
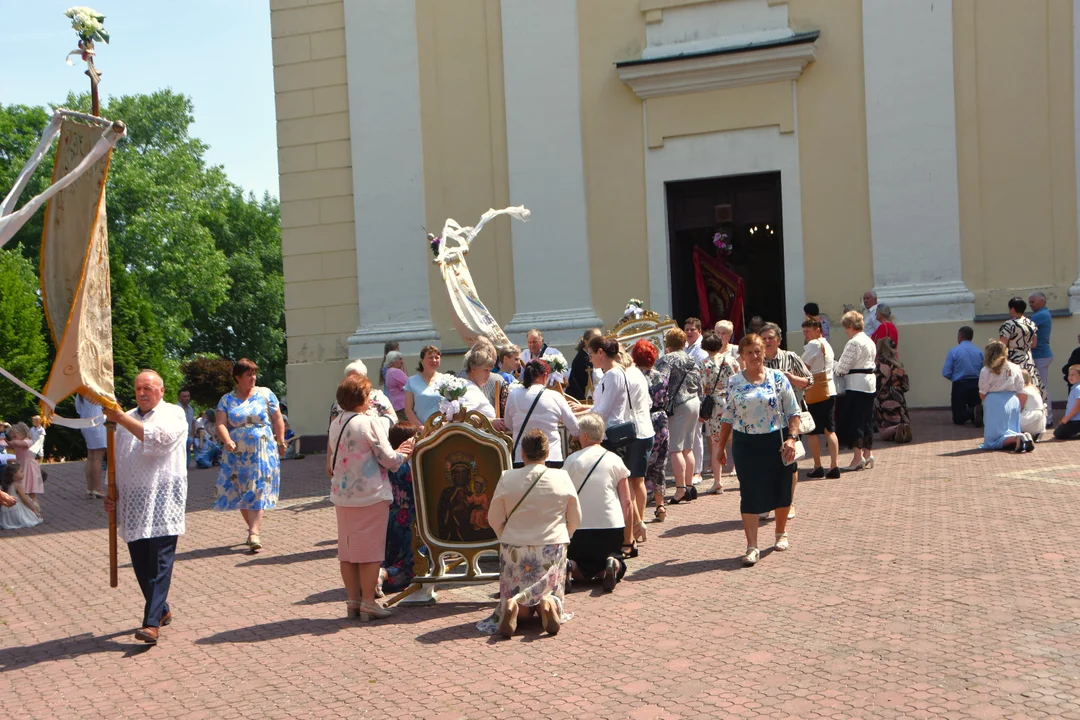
left=3, top=410, right=1080, bottom=719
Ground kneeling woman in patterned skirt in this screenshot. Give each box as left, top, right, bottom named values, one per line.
left=716, top=334, right=801, bottom=567
left=478, top=429, right=581, bottom=638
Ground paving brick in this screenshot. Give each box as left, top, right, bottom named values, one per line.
left=3, top=410, right=1080, bottom=718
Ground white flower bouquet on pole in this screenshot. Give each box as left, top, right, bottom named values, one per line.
left=541, top=351, right=568, bottom=375
left=435, top=376, right=470, bottom=419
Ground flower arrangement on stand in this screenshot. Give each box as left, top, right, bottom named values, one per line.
left=435, top=376, right=469, bottom=418
left=541, top=351, right=568, bottom=376
left=622, top=298, right=645, bottom=321
left=712, top=231, right=733, bottom=257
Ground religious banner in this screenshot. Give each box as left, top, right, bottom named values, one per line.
left=39, top=116, right=121, bottom=419
left=692, top=245, right=746, bottom=340
left=430, top=206, right=529, bottom=347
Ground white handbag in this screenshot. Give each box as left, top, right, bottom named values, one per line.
left=798, top=409, right=816, bottom=435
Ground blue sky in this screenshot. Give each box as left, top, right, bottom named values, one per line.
left=6, top=1, right=279, bottom=198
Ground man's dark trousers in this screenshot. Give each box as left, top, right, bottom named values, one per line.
left=951, top=377, right=981, bottom=425
left=127, top=535, right=178, bottom=628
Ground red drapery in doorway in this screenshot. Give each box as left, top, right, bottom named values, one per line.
left=692, top=246, right=746, bottom=340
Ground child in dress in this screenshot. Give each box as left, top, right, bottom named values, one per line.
left=6, top=423, right=44, bottom=502
left=29, top=416, right=46, bottom=461
left=1019, top=370, right=1047, bottom=440
left=0, top=462, right=43, bottom=529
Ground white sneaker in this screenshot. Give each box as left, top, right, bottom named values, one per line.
left=692, top=475, right=703, bottom=485
left=742, top=547, right=760, bottom=566
left=775, top=533, right=790, bottom=551
left=787, top=506, right=796, bottom=520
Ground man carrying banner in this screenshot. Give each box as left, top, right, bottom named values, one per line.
left=103, top=371, right=188, bottom=644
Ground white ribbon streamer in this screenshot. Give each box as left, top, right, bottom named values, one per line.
left=0, top=367, right=103, bottom=429
left=0, top=111, right=125, bottom=247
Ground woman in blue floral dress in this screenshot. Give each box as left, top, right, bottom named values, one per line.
left=214, top=358, right=286, bottom=553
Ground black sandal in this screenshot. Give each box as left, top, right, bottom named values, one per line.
left=669, top=487, right=689, bottom=504
left=620, top=542, right=638, bottom=559
left=654, top=505, right=667, bottom=522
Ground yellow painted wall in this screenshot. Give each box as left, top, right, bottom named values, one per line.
left=787, top=0, right=874, bottom=321
left=416, top=0, right=514, bottom=352
left=954, top=0, right=1078, bottom=314
left=577, top=0, right=650, bottom=328
left=272, top=0, right=357, bottom=435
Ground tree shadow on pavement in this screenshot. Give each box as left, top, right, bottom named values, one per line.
left=657, top=519, right=745, bottom=538
left=198, top=603, right=490, bottom=645
left=938, top=448, right=990, bottom=458
left=0, top=631, right=152, bottom=671
left=625, top=552, right=769, bottom=580
left=235, top=547, right=337, bottom=567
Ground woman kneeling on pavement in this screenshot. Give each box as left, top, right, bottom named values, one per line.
left=564, top=413, right=631, bottom=592
left=717, top=334, right=801, bottom=566
left=479, top=429, right=581, bottom=638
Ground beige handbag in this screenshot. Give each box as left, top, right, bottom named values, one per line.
left=804, top=339, right=831, bottom=405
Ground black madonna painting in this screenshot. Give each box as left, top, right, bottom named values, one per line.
left=417, top=435, right=502, bottom=545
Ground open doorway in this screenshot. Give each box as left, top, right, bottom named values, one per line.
left=666, top=171, right=786, bottom=343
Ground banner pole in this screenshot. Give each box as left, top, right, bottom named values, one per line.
left=106, top=420, right=117, bottom=588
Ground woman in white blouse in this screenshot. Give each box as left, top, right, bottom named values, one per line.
left=978, top=341, right=1032, bottom=452
left=833, top=311, right=878, bottom=471
left=563, top=413, right=631, bottom=592
left=505, top=359, right=580, bottom=467
left=460, top=344, right=497, bottom=420
left=569, top=336, right=654, bottom=557
left=327, top=374, right=415, bottom=621
left=800, top=317, right=840, bottom=478
left=479, top=430, right=581, bottom=639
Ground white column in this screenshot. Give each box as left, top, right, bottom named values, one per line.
left=862, top=0, right=974, bottom=323
left=343, top=0, right=439, bottom=357
left=500, top=0, right=601, bottom=346
left=1070, top=0, right=1080, bottom=312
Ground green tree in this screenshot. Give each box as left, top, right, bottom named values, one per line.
left=0, top=90, right=284, bottom=408
left=192, top=189, right=285, bottom=396
left=0, top=250, right=49, bottom=420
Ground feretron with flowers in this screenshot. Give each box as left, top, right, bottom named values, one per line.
left=435, top=376, right=469, bottom=418
left=64, top=6, right=110, bottom=68
left=540, top=351, right=568, bottom=375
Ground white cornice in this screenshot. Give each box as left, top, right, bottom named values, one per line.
left=617, top=39, right=816, bottom=99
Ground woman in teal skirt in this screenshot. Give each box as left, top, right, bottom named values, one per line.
left=214, top=358, right=287, bottom=553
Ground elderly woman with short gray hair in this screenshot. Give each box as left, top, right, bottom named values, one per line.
left=870, top=303, right=899, bottom=349
left=460, top=343, right=498, bottom=419
left=563, top=413, right=631, bottom=592
left=330, top=359, right=397, bottom=430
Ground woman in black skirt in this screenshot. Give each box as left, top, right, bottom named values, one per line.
left=833, top=311, right=878, bottom=470
left=717, top=334, right=801, bottom=566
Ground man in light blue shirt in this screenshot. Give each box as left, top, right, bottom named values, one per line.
left=942, top=326, right=984, bottom=426
left=1029, top=292, right=1053, bottom=425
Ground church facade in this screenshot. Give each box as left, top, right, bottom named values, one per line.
left=272, top=0, right=1080, bottom=435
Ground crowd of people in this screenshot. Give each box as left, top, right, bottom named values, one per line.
left=9, top=287, right=1080, bottom=644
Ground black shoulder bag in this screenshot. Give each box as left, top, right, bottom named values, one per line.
left=331, top=412, right=363, bottom=475
left=575, top=451, right=608, bottom=494
left=511, top=388, right=546, bottom=465
left=699, top=363, right=723, bottom=421
left=505, top=468, right=548, bottom=523
left=603, top=371, right=637, bottom=450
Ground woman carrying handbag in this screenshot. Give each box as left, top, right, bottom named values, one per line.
left=800, top=317, right=841, bottom=478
